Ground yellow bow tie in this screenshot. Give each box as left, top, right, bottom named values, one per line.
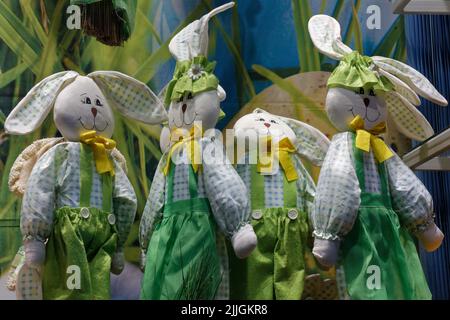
left=80, top=131, right=116, bottom=176
left=257, top=136, right=299, bottom=182
left=349, top=115, right=394, bottom=163
left=163, top=126, right=202, bottom=176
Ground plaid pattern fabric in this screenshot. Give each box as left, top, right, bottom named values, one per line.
left=264, top=171, right=284, bottom=208
left=140, top=154, right=167, bottom=251
left=314, top=131, right=435, bottom=240
left=385, top=92, right=428, bottom=140
left=363, top=151, right=381, bottom=194
left=90, top=72, right=167, bottom=124
left=385, top=153, right=434, bottom=234
left=6, top=72, right=78, bottom=133
left=21, top=142, right=137, bottom=249
left=313, top=132, right=361, bottom=241
left=236, top=153, right=316, bottom=216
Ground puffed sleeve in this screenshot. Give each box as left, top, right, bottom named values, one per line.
left=293, top=155, right=316, bottom=221
left=112, top=160, right=137, bottom=251
left=201, top=136, right=251, bottom=239
left=385, top=153, right=434, bottom=235
left=139, top=154, right=167, bottom=253
left=312, top=132, right=361, bottom=241
left=21, top=144, right=68, bottom=243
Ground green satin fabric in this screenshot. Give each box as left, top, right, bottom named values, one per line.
left=43, top=207, right=117, bottom=300
left=141, top=165, right=221, bottom=300
left=340, top=134, right=431, bottom=300
left=230, top=207, right=309, bottom=300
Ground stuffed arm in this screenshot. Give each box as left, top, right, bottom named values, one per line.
left=111, top=160, right=137, bottom=274
left=201, top=137, right=257, bottom=259
left=312, top=132, right=361, bottom=267
left=386, top=153, right=443, bottom=252
left=21, top=144, right=68, bottom=269
left=138, top=155, right=167, bottom=269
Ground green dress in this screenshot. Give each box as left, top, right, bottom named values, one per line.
left=339, top=136, right=431, bottom=300
left=230, top=162, right=310, bottom=300
left=140, top=164, right=221, bottom=300
left=42, top=145, right=118, bottom=300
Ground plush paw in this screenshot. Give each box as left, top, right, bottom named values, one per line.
left=24, top=239, right=45, bottom=269
left=111, top=251, right=125, bottom=275
left=418, top=223, right=444, bottom=252
left=312, top=238, right=340, bottom=269
left=232, top=224, right=257, bottom=259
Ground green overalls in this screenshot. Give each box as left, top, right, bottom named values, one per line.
left=42, top=144, right=118, bottom=300
left=230, top=165, right=309, bottom=300
left=140, top=165, right=221, bottom=300
left=340, top=135, right=431, bottom=300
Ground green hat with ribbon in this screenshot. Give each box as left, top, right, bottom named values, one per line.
left=327, top=51, right=393, bottom=92
left=164, top=56, right=219, bottom=106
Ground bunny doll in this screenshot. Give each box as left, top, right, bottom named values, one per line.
left=308, top=15, right=448, bottom=299
left=229, top=109, right=330, bottom=300
left=139, top=2, right=257, bottom=300
left=4, top=70, right=167, bottom=300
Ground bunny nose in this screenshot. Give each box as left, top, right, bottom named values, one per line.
left=91, top=107, right=97, bottom=117
left=264, top=123, right=271, bottom=128
left=364, top=98, right=370, bottom=107
left=182, top=104, right=187, bottom=113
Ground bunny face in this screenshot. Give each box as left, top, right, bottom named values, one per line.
left=234, top=112, right=297, bottom=145
left=54, top=76, right=115, bottom=141
left=326, top=87, right=387, bottom=131
left=167, top=90, right=221, bottom=132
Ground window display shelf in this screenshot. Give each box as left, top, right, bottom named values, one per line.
left=393, top=0, right=450, bottom=14
left=402, top=127, right=450, bottom=170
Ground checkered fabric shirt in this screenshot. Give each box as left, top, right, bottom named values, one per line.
left=235, top=152, right=316, bottom=218
left=313, top=132, right=435, bottom=241
left=21, top=142, right=137, bottom=250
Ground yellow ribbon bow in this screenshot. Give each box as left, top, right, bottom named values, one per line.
left=257, top=136, right=299, bottom=182
left=80, top=131, right=116, bottom=176
left=163, top=126, right=202, bottom=176
left=349, top=115, right=394, bottom=163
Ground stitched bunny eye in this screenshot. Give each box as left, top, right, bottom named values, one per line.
left=257, top=118, right=265, bottom=122
left=178, top=96, right=184, bottom=103
left=270, top=119, right=277, bottom=124
left=95, top=99, right=103, bottom=107
left=359, top=88, right=365, bottom=95
left=81, top=97, right=92, bottom=104
left=369, top=89, right=376, bottom=97
left=187, top=92, right=193, bottom=100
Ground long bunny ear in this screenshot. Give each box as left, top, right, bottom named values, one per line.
left=377, top=68, right=421, bottom=106
left=373, top=56, right=448, bottom=106
left=88, top=71, right=167, bottom=125
left=385, top=91, right=434, bottom=141
left=5, top=71, right=79, bottom=135
left=168, top=2, right=235, bottom=61
left=308, top=14, right=352, bottom=60
left=253, top=108, right=330, bottom=166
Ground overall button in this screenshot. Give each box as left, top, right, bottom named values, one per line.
left=80, top=207, right=90, bottom=219
left=252, top=210, right=263, bottom=220
left=108, top=214, right=116, bottom=225
left=288, top=209, right=298, bottom=220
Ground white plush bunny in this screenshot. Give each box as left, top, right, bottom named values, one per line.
left=139, top=2, right=257, bottom=300
left=5, top=70, right=167, bottom=300
left=229, top=108, right=329, bottom=300
left=308, top=15, right=447, bottom=300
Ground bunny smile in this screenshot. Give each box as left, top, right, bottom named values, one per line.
left=79, top=117, right=109, bottom=132
left=172, top=111, right=198, bottom=128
